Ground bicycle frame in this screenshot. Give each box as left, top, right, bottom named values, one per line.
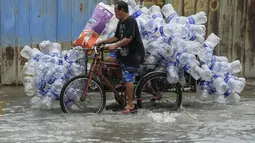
left=80, top=46, right=167, bottom=103
left=81, top=48, right=126, bottom=103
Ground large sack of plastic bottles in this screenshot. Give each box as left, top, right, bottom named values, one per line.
left=21, top=42, right=87, bottom=109
left=21, top=1, right=246, bottom=109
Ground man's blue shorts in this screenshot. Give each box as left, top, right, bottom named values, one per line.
left=107, top=52, right=137, bottom=82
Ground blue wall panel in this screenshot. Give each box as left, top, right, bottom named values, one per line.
left=17, top=0, right=30, bottom=46
left=30, top=0, right=44, bottom=44
left=44, top=0, right=58, bottom=41
left=72, top=0, right=89, bottom=41
left=57, top=0, right=72, bottom=42
left=1, top=0, right=16, bottom=47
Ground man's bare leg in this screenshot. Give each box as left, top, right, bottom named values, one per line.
left=104, top=56, right=116, bottom=63
left=96, top=56, right=115, bottom=69
left=125, top=82, right=134, bottom=109
left=103, top=56, right=116, bottom=77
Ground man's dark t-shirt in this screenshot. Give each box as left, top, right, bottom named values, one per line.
left=114, top=16, right=145, bottom=68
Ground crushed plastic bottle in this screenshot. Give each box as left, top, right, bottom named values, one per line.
left=166, top=61, right=179, bottom=83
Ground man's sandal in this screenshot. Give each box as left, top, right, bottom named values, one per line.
left=121, top=105, right=137, bottom=114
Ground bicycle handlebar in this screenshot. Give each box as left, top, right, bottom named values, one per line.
left=74, top=44, right=121, bottom=55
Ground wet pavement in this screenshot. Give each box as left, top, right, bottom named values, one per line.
left=0, top=85, right=255, bottom=143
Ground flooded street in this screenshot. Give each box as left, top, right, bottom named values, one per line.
left=0, top=86, right=255, bottom=143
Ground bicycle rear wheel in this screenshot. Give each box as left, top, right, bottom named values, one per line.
left=135, top=72, right=182, bottom=111
left=60, top=75, right=106, bottom=113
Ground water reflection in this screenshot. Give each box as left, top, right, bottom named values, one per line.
left=0, top=87, right=255, bottom=142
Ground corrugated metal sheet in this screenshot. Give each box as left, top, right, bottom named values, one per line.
left=0, top=0, right=255, bottom=85
left=165, top=0, right=255, bottom=78
left=0, top=0, right=115, bottom=85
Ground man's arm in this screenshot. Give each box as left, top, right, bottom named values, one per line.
left=100, top=36, right=119, bottom=44
left=113, top=38, right=132, bottom=48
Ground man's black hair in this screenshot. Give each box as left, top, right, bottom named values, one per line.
left=115, top=1, right=129, bottom=13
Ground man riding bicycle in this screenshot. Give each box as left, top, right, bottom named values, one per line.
left=96, top=1, right=145, bottom=113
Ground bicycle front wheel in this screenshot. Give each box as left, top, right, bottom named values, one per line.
left=135, top=72, right=182, bottom=111
left=60, top=75, right=106, bottom=113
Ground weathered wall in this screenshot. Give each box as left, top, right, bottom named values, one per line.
left=0, top=0, right=254, bottom=85
left=165, top=0, right=255, bottom=78
left=0, top=0, right=115, bottom=85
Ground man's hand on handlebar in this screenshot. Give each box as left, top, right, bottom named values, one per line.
left=105, top=44, right=117, bottom=51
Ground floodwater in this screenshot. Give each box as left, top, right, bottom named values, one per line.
left=0, top=86, right=255, bottom=143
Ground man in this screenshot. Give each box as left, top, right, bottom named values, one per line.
left=96, top=1, right=145, bottom=113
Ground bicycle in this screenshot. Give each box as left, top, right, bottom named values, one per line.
left=59, top=44, right=183, bottom=113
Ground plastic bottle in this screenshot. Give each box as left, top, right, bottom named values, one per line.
left=224, top=90, right=241, bottom=103
left=160, top=24, right=206, bottom=42
left=211, top=75, right=229, bottom=94
left=20, top=46, right=42, bottom=60
left=64, top=87, right=79, bottom=107
left=201, top=63, right=213, bottom=81
left=161, top=3, right=177, bottom=20
left=166, top=36, right=186, bottom=54
left=128, top=5, right=134, bottom=15
left=66, top=48, right=85, bottom=62
left=149, top=5, right=165, bottom=27
left=39, top=40, right=51, bottom=54
left=49, top=43, right=62, bottom=57
left=162, top=4, right=207, bottom=25
left=178, top=68, right=187, bottom=86
left=188, top=24, right=206, bottom=37
left=224, top=75, right=246, bottom=93
left=41, top=79, right=65, bottom=109
left=190, top=65, right=205, bottom=80
left=123, top=0, right=136, bottom=8
left=47, top=65, right=67, bottom=84
left=30, top=94, right=43, bottom=109
left=45, top=67, right=56, bottom=84
left=23, top=76, right=37, bottom=96
left=144, top=54, right=158, bottom=69
left=198, top=49, right=216, bottom=68
left=166, top=61, right=179, bottom=83
left=35, top=63, right=48, bottom=90
left=148, top=39, right=175, bottom=60
left=211, top=60, right=242, bottom=75
left=176, top=52, right=199, bottom=67
left=198, top=81, right=211, bottom=100
left=158, top=43, right=176, bottom=60
left=208, top=86, right=227, bottom=104
left=215, top=56, right=228, bottom=62
left=144, top=19, right=160, bottom=37
left=229, top=60, right=242, bottom=74
left=70, top=63, right=85, bottom=76
left=23, top=60, right=37, bottom=76
left=183, top=41, right=203, bottom=55
left=182, top=65, right=204, bottom=80
left=51, top=79, right=65, bottom=99
left=128, top=0, right=151, bottom=33
left=158, top=23, right=189, bottom=39
left=204, top=33, right=220, bottom=53
left=188, top=11, right=207, bottom=25
left=141, top=6, right=149, bottom=15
